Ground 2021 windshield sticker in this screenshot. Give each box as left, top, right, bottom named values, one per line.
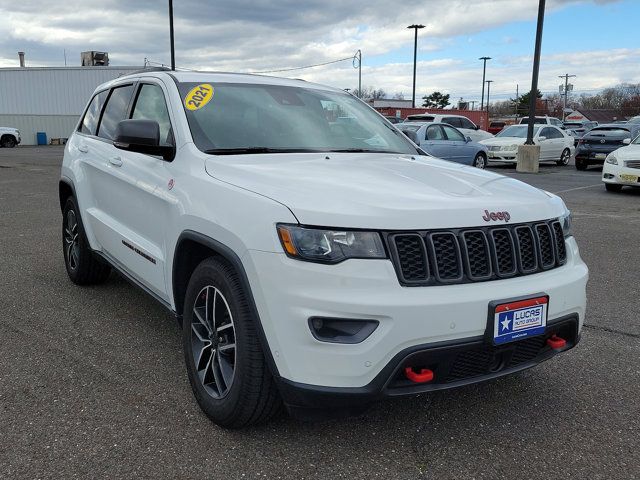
left=184, top=84, right=214, bottom=111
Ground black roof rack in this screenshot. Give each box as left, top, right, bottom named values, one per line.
left=124, top=66, right=172, bottom=75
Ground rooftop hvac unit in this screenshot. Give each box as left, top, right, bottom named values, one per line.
left=81, top=51, right=109, bottom=66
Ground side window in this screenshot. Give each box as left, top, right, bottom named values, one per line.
left=540, top=127, right=554, bottom=139
left=426, top=125, right=444, bottom=140
left=97, top=85, right=135, bottom=141
left=442, top=125, right=465, bottom=141
left=131, top=84, right=174, bottom=146
left=460, top=117, right=476, bottom=130
left=443, top=117, right=461, bottom=128
left=80, top=90, right=109, bottom=135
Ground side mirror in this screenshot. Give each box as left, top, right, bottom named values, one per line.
left=113, top=119, right=175, bottom=161
left=402, top=129, right=419, bottom=144
left=465, top=136, right=472, bottom=143
left=538, top=136, right=546, bottom=141
left=623, top=138, right=631, bottom=145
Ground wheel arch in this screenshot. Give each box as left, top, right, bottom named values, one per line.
left=172, top=230, right=281, bottom=378
left=59, top=177, right=76, bottom=212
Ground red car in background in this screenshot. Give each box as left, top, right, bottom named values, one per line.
left=488, top=121, right=506, bottom=135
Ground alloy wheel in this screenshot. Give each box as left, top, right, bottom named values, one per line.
left=475, top=153, right=486, bottom=169
left=191, top=286, right=237, bottom=399
left=64, top=210, right=80, bottom=270
left=560, top=149, right=570, bottom=165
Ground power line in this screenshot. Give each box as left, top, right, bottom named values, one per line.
left=250, top=55, right=356, bottom=74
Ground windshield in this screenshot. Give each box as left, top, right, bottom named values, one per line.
left=400, top=125, right=421, bottom=132
left=178, top=82, right=419, bottom=155
left=563, top=123, right=584, bottom=128
left=497, top=125, right=542, bottom=138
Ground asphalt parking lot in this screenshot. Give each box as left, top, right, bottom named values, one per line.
left=1, top=146, right=639, bottom=479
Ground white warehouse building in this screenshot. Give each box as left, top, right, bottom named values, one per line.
left=0, top=66, right=141, bottom=145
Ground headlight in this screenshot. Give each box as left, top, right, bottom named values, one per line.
left=605, top=153, right=618, bottom=165
left=558, top=210, right=572, bottom=238
left=277, top=224, right=386, bottom=263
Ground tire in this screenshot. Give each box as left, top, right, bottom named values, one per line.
left=557, top=148, right=571, bottom=166
left=182, top=257, right=281, bottom=428
left=575, top=158, right=588, bottom=171
left=62, top=197, right=111, bottom=285
left=473, top=152, right=487, bottom=169
left=1, top=135, right=16, bottom=148
left=605, top=183, right=623, bottom=192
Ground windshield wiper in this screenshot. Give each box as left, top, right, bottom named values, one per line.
left=327, top=148, right=400, bottom=153
left=204, top=147, right=320, bottom=155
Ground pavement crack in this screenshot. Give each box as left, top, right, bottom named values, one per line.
left=583, top=323, right=640, bottom=339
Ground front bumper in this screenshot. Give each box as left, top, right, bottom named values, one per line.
left=242, top=236, right=587, bottom=390
left=487, top=151, right=517, bottom=162
left=279, top=314, right=580, bottom=412
left=602, top=162, right=640, bottom=186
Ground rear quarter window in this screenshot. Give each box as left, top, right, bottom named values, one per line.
left=80, top=90, right=109, bottom=135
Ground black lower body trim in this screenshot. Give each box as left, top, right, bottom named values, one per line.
left=279, top=314, right=580, bottom=419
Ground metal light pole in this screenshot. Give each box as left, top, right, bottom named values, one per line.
left=485, top=80, right=493, bottom=114
left=559, top=73, right=576, bottom=121
left=169, top=0, right=176, bottom=71
left=479, top=56, right=491, bottom=110
left=525, top=0, right=546, bottom=145
left=407, top=24, right=425, bottom=108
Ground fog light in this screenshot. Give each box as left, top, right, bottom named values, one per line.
left=603, top=173, right=615, bottom=179
left=308, top=317, right=379, bottom=344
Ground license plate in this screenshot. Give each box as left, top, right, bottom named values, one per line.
left=594, top=153, right=607, bottom=160
left=492, top=296, right=548, bottom=345
left=620, top=173, right=639, bottom=183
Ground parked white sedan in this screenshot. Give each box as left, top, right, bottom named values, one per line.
left=602, top=137, right=640, bottom=192
left=480, top=125, right=575, bottom=166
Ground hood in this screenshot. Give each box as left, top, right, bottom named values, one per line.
left=612, top=144, right=640, bottom=160
left=480, top=137, right=526, bottom=147
left=204, top=152, right=564, bottom=230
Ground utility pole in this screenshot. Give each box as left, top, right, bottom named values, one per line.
left=515, top=84, right=519, bottom=117
left=407, top=24, right=425, bottom=108
left=486, top=80, right=494, bottom=115
left=559, top=73, right=576, bottom=121
left=525, top=0, right=546, bottom=145
left=354, top=50, right=362, bottom=99
left=169, top=0, right=176, bottom=71
left=479, top=56, right=491, bottom=110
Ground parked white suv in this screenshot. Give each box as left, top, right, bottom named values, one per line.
left=0, top=127, right=21, bottom=148
left=404, top=113, right=493, bottom=142
left=60, top=70, right=588, bottom=428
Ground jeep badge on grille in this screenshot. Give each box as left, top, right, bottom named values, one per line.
left=482, top=210, right=511, bottom=222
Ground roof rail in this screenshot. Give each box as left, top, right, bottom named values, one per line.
left=123, top=66, right=172, bottom=75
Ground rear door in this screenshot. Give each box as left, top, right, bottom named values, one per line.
left=91, top=81, right=177, bottom=299
left=423, top=125, right=451, bottom=159
left=76, top=84, right=136, bottom=253
left=538, top=127, right=556, bottom=160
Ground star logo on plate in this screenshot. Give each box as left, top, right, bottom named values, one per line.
left=501, top=317, right=511, bottom=332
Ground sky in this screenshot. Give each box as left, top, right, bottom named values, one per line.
left=0, top=0, right=638, bottom=105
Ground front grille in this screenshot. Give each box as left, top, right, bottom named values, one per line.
left=388, top=220, right=567, bottom=286
left=625, top=160, right=640, bottom=169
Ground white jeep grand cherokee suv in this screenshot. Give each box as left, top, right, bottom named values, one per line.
left=60, top=69, right=588, bottom=428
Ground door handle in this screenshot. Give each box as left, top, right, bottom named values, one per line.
left=78, top=145, right=89, bottom=153
left=109, top=156, right=123, bottom=167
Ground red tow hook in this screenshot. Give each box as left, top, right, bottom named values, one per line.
left=404, top=367, right=434, bottom=384
left=547, top=335, right=567, bottom=350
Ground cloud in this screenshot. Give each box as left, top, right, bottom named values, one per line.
left=0, top=0, right=628, bottom=102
